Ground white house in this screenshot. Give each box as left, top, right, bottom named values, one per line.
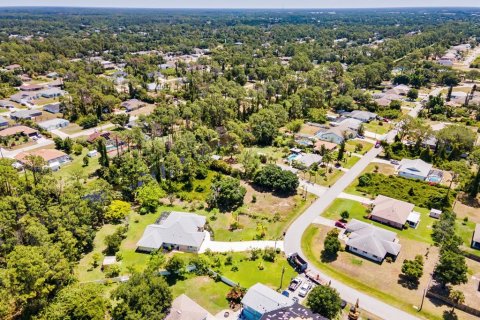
left=398, top=158, right=433, bottom=181
left=38, top=118, right=70, bottom=131
left=137, top=211, right=207, bottom=253
left=15, top=149, right=71, bottom=171
left=344, top=110, right=377, bottom=123
left=345, top=219, right=402, bottom=263
left=241, top=283, right=294, bottom=320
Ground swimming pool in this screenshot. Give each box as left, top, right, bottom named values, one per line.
left=426, top=175, right=442, bottom=183
left=287, top=153, right=302, bottom=162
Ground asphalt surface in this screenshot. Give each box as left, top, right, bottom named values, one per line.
left=284, top=145, right=421, bottom=320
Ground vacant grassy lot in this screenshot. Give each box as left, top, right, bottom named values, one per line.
left=59, top=123, right=84, bottom=134
left=345, top=139, right=374, bottom=155
left=246, top=146, right=286, bottom=162
left=302, top=225, right=477, bottom=320
left=344, top=163, right=396, bottom=196
left=355, top=173, right=454, bottom=209
left=364, top=120, right=392, bottom=135
left=53, top=149, right=100, bottom=182
left=306, top=167, right=345, bottom=187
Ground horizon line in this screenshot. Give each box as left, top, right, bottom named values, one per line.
left=1, top=5, right=480, bottom=9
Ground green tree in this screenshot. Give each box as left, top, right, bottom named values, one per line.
left=306, top=285, right=342, bottom=319
left=165, top=255, right=185, bottom=276
left=435, top=250, right=468, bottom=287
left=407, top=88, right=419, bottom=100
left=253, top=164, right=299, bottom=194
left=36, top=284, right=109, bottom=320
left=448, top=289, right=465, bottom=312
left=112, top=113, right=130, bottom=128
left=112, top=271, right=172, bottom=320
left=105, top=200, right=131, bottom=223
left=135, top=181, right=165, bottom=213
left=337, top=141, right=346, bottom=161
left=321, top=228, right=341, bottom=261
left=249, top=109, right=279, bottom=145
left=207, top=175, right=246, bottom=211
left=401, top=255, right=424, bottom=283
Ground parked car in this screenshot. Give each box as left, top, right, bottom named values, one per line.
left=335, top=220, right=346, bottom=228
left=340, top=299, right=347, bottom=309
left=375, top=141, right=381, bottom=148
left=281, top=290, right=290, bottom=297
left=390, top=159, right=399, bottom=165
left=298, top=282, right=312, bottom=297
left=288, top=277, right=302, bottom=291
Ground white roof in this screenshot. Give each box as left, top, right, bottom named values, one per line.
left=102, top=256, right=117, bottom=266
left=348, top=110, right=377, bottom=121
left=337, top=118, right=362, bottom=131
left=137, top=211, right=206, bottom=250
left=242, top=283, right=294, bottom=315
left=346, top=219, right=401, bottom=258
left=38, top=118, right=69, bottom=129
left=398, top=158, right=433, bottom=178
left=407, top=212, right=421, bottom=224
left=298, top=153, right=322, bottom=167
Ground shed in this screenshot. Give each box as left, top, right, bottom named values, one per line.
left=101, top=256, right=117, bottom=270
left=406, top=212, right=421, bottom=229
left=429, top=209, right=442, bottom=219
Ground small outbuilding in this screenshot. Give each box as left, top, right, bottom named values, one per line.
left=429, top=209, right=442, bottom=219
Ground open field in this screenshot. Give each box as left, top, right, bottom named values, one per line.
left=364, top=120, right=392, bottom=135
left=302, top=224, right=478, bottom=320
left=345, top=139, right=374, bottom=155
left=52, top=148, right=100, bottom=182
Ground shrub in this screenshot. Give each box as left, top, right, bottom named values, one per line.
left=104, top=264, right=120, bottom=278
left=253, top=164, right=299, bottom=194
left=262, top=247, right=276, bottom=262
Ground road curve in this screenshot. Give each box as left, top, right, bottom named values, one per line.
left=284, top=145, right=421, bottom=320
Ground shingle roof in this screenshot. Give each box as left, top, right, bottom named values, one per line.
left=137, top=212, right=206, bottom=250
left=371, top=195, right=414, bottom=226
left=0, top=125, right=37, bottom=137
left=15, top=149, right=68, bottom=163
left=398, top=158, right=433, bottom=179
left=261, top=303, right=327, bottom=320
left=346, top=219, right=401, bottom=258
left=165, top=294, right=215, bottom=320
left=242, top=283, right=294, bottom=315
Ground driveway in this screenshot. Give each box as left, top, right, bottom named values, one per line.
left=51, top=123, right=116, bottom=139
left=284, top=143, right=420, bottom=320
left=199, top=233, right=283, bottom=254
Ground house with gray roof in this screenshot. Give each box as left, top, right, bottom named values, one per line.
left=137, top=211, right=206, bottom=253
left=10, top=109, right=42, bottom=120
left=0, top=100, right=15, bottom=109
left=344, top=110, right=377, bottom=123
left=241, top=283, right=294, bottom=320
left=38, top=118, right=70, bottom=131
left=345, top=219, right=402, bottom=263
left=398, top=158, right=433, bottom=180
left=261, top=303, right=327, bottom=320
left=43, top=102, right=62, bottom=114
left=296, top=153, right=322, bottom=168
left=0, top=116, right=8, bottom=127
left=165, top=294, right=215, bottom=320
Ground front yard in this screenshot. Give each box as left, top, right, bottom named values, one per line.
left=302, top=224, right=477, bottom=320
left=364, top=120, right=392, bottom=135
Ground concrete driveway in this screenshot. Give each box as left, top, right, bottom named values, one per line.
left=198, top=233, right=283, bottom=254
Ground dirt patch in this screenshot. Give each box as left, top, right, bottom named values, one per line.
left=454, top=194, right=480, bottom=223
left=129, top=105, right=156, bottom=116
left=299, top=124, right=320, bottom=136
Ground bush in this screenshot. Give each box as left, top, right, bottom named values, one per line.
left=207, top=176, right=246, bottom=212
left=104, top=264, right=120, bottom=278
left=77, top=114, right=99, bottom=129
left=210, top=160, right=232, bottom=175
left=253, top=164, right=299, bottom=194
left=262, top=247, right=276, bottom=262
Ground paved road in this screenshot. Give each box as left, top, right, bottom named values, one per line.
left=284, top=145, right=421, bottom=320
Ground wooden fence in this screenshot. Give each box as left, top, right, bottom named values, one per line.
left=426, top=290, right=480, bottom=317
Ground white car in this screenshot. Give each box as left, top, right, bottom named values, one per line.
left=298, top=282, right=312, bottom=297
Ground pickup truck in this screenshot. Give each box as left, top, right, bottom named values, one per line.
left=288, top=252, right=308, bottom=273
left=288, top=277, right=302, bottom=291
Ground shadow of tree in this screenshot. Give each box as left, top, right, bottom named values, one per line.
left=397, top=274, right=420, bottom=290
left=320, top=250, right=338, bottom=263
left=443, top=310, right=458, bottom=320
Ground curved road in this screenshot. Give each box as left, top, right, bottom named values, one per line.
left=284, top=145, right=421, bottom=320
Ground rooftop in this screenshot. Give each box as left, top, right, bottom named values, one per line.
left=165, top=294, right=215, bottom=320
left=0, top=125, right=38, bottom=137
left=398, top=158, right=433, bottom=178
left=242, top=283, right=294, bottom=315
left=371, top=195, right=415, bottom=226
left=261, top=303, right=327, bottom=320
left=15, top=149, right=68, bottom=163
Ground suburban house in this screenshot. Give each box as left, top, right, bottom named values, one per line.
left=241, top=283, right=294, bottom=320
left=296, top=153, right=323, bottom=168
left=121, top=99, right=148, bottom=112
left=472, top=224, right=480, bottom=250
left=0, top=117, right=9, bottom=127
left=0, top=100, right=15, bottom=109
left=385, top=84, right=410, bottom=96
left=39, top=88, right=65, bottom=98
left=333, top=117, right=363, bottom=131
left=15, top=149, right=71, bottom=171
left=315, top=123, right=356, bottom=144
left=397, top=158, right=433, bottom=181
left=87, top=131, right=112, bottom=144
left=343, top=110, right=377, bottom=122
left=136, top=211, right=207, bottom=252
left=370, top=195, right=417, bottom=229
left=38, top=118, right=70, bottom=131
left=0, top=125, right=38, bottom=139
left=10, top=109, right=42, bottom=121
left=5, top=64, right=21, bottom=71
left=345, top=219, right=402, bottom=262
left=314, top=140, right=337, bottom=152
left=10, top=91, right=39, bottom=105
left=165, top=294, right=215, bottom=320
left=43, top=102, right=62, bottom=114
left=19, top=84, right=44, bottom=91
left=260, top=303, right=327, bottom=320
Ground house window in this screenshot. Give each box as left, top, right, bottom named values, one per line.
left=362, top=251, right=367, bottom=254
left=373, top=255, right=378, bottom=259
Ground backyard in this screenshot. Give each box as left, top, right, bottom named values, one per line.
left=302, top=224, right=477, bottom=320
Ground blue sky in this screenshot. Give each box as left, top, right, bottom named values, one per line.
left=1, top=0, right=479, bottom=8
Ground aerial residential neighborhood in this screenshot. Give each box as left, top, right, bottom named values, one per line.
left=1, top=3, right=480, bottom=320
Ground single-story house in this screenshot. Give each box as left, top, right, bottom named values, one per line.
left=0, top=125, right=38, bottom=138
left=165, top=294, right=215, bottom=320
left=121, top=99, right=147, bottom=112
left=43, top=102, right=62, bottom=114
left=472, top=224, right=480, bottom=250
left=10, top=109, right=42, bottom=120
left=345, top=219, right=402, bottom=262
left=38, top=118, right=70, bottom=131
left=241, top=283, right=294, bottom=320
left=101, top=256, right=117, bottom=271
left=374, top=97, right=392, bottom=107
left=316, top=124, right=356, bottom=145
left=260, top=303, right=327, bottom=320
left=0, top=116, right=9, bottom=127
left=5, top=64, right=21, bottom=71
left=15, top=149, right=70, bottom=171
left=370, top=195, right=416, bottom=229
left=344, top=110, right=377, bottom=123
left=10, top=91, right=39, bottom=104
left=137, top=211, right=207, bottom=253
left=46, top=72, right=59, bottom=78
left=19, top=84, right=44, bottom=91
left=0, top=100, right=15, bottom=109
left=47, top=79, right=63, bottom=88
left=296, top=153, right=322, bottom=168
left=430, top=209, right=442, bottom=219
left=333, top=117, right=363, bottom=131
left=398, top=158, right=433, bottom=181
left=39, top=88, right=65, bottom=98
left=101, top=61, right=116, bottom=70
left=314, top=140, right=337, bottom=152
left=437, top=59, right=454, bottom=67
left=385, top=84, right=410, bottom=96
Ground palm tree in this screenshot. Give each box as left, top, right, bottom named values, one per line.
left=322, top=150, right=333, bottom=177
left=448, top=289, right=465, bottom=313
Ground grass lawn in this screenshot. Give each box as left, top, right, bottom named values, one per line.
left=342, top=155, right=360, bottom=169
left=345, top=140, right=373, bottom=155
left=456, top=220, right=478, bottom=256
left=302, top=225, right=477, bottom=320
left=169, top=275, right=230, bottom=314
left=306, top=168, right=344, bottom=187
left=76, top=224, right=117, bottom=282
left=246, top=146, right=286, bottom=162
left=33, top=97, right=59, bottom=106
left=53, top=149, right=100, bottom=182
left=344, top=163, right=396, bottom=196
left=60, top=123, right=84, bottom=134
left=364, top=120, right=392, bottom=135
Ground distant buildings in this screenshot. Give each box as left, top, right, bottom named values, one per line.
left=38, top=118, right=70, bottom=131
left=10, top=109, right=42, bottom=121
left=15, top=149, right=70, bottom=171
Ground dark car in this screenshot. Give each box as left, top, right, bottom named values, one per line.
left=375, top=141, right=381, bottom=148
left=335, top=221, right=346, bottom=228
left=341, top=299, right=347, bottom=309
left=288, top=277, right=302, bottom=291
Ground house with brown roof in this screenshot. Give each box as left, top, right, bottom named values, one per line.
left=472, top=224, right=480, bottom=250
left=314, top=140, right=337, bottom=153
left=0, top=125, right=38, bottom=138
left=15, top=149, right=70, bottom=171
left=165, top=294, right=215, bottom=320
left=370, top=195, right=416, bottom=229
left=19, top=84, right=45, bottom=91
